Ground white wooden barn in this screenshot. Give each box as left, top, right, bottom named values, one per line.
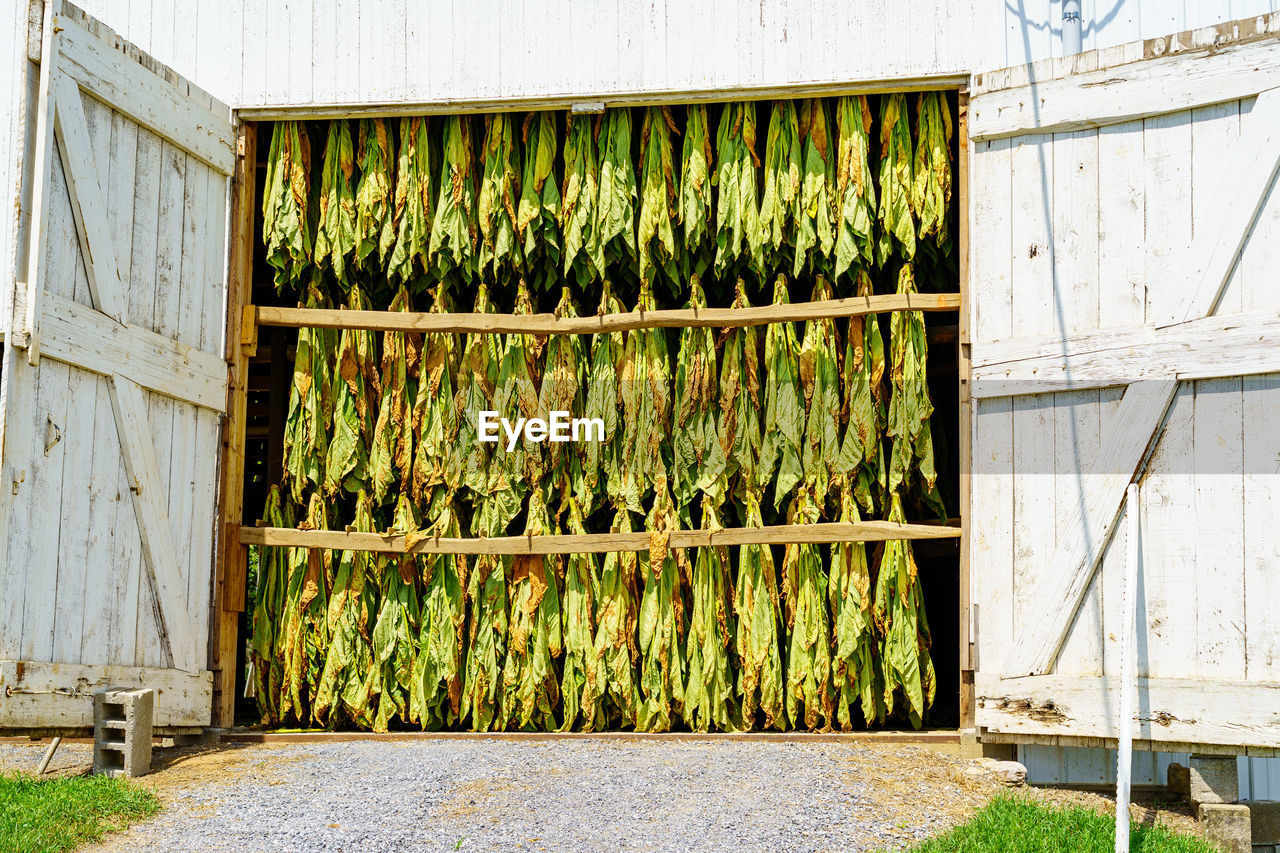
left=2, top=0, right=1280, bottom=795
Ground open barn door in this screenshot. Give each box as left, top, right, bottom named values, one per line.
left=0, top=1, right=233, bottom=732
left=966, top=20, right=1280, bottom=753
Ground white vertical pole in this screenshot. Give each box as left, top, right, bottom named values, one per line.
left=1115, top=483, right=1140, bottom=853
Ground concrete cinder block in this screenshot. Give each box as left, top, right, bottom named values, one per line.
left=1246, top=801, right=1280, bottom=846
left=93, top=687, right=154, bottom=778
left=1191, top=755, right=1240, bottom=806
left=1198, top=803, right=1251, bottom=853
left=1168, top=762, right=1191, bottom=798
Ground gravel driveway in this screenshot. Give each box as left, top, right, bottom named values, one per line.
left=0, top=735, right=1194, bottom=852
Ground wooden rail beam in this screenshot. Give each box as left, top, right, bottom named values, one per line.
left=253, top=292, right=962, bottom=336
left=240, top=519, right=962, bottom=556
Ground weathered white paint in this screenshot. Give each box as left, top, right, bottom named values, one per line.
left=0, top=660, right=212, bottom=729
left=0, top=3, right=230, bottom=724
left=970, top=27, right=1280, bottom=754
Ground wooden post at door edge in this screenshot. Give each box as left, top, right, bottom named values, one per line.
left=956, top=88, right=976, bottom=731
left=212, top=123, right=256, bottom=728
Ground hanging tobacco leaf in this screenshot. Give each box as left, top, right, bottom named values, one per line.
left=876, top=93, right=916, bottom=265
left=368, top=285, right=419, bottom=506
left=757, top=276, right=805, bottom=510
left=875, top=495, right=935, bottom=729
left=536, top=288, right=587, bottom=504
left=323, top=285, right=380, bottom=498
left=388, top=117, right=432, bottom=284
left=314, top=120, right=358, bottom=282
left=282, top=275, right=337, bottom=505
left=717, top=281, right=761, bottom=503
left=637, top=106, right=680, bottom=289
left=429, top=115, right=478, bottom=280
left=793, top=99, right=835, bottom=277
left=516, top=111, right=562, bottom=286
left=250, top=486, right=293, bottom=725
left=734, top=493, right=785, bottom=729
left=411, top=286, right=461, bottom=507
left=354, top=118, right=396, bottom=269
left=593, top=506, right=641, bottom=728
left=314, top=491, right=378, bottom=728
left=830, top=483, right=883, bottom=728
left=501, top=489, right=563, bottom=730
left=371, top=495, right=422, bottom=732
left=559, top=496, right=605, bottom=731
left=912, top=91, right=953, bottom=253
left=684, top=501, right=737, bottom=732
left=561, top=114, right=600, bottom=283
left=714, top=102, right=762, bottom=276
left=798, top=277, right=842, bottom=502
left=593, top=108, right=639, bottom=270
left=635, top=484, right=686, bottom=732
left=678, top=104, right=714, bottom=275
left=409, top=501, right=468, bottom=729
left=579, top=281, right=626, bottom=513
left=781, top=487, right=834, bottom=730
left=833, top=96, right=876, bottom=282
left=279, top=494, right=331, bottom=725
left=263, top=121, right=311, bottom=294
left=619, top=283, right=671, bottom=514
left=456, top=284, right=500, bottom=500
left=839, top=269, right=887, bottom=513
left=671, top=275, right=726, bottom=521
left=477, top=113, right=522, bottom=280
left=461, top=534, right=509, bottom=732
left=759, top=100, right=801, bottom=268
left=885, top=265, right=941, bottom=515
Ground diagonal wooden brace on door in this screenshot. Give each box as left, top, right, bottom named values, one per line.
left=997, top=86, right=1280, bottom=679
left=22, top=69, right=219, bottom=672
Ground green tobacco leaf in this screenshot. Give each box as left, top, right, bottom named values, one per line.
left=619, top=283, right=671, bottom=514
left=501, top=489, right=563, bottom=730
left=798, top=278, right=842, bottom=502
left=759, top=101, right=801, bottom=269
left=429, top=116, right=478, bottom=281
left=354, top=118, right=396, bottom=268
left=781, top=488, right=833, bottom=730
left=733, top=494, right=785, bottom=729
left=714, top=102, right=762, bottom=276
left=323, top=285, right=380, bottom=498
left=485, top=282, right=544, bottom=519
left=456, top=284, right=500, bottom=499
left=561, top=114, right=600, bottom=283
left=537, top=288, right=587, bottom=504
left=314, top=120, right=358, bottom=282
left=839, top=269, right=887, bottom=513
left=283, top=276, right=337, bottom=505
left=516, top=111, right=562, bottom=286
left=478, top=113, right=523, bottom=280
left=593, top=506, right=641, bottom=728
left=830, top=484, right=883, bottom=728
left=671, top=275, right=726, bottom=518
left=718, top=281, right=761, bottom=503
left=875, top=93, right=916, bottom=265
left=372, top=495, right=423, bottom=732
left=368, top=285, right=418, bottom=506
left=388, top=117, right=432, bottom=284
left=263, top=121, right=311, bottom=294
left=636, top=485, right=686, bottom=732
left=912, top=91, right=953, bottom=253
left=580, top=281, right=626, bottom=512
left=593, top=108, right=638, bottom=271
left=678, top=104, right=713, bottom=274
left=560, top=496, right=605, bottom=731
left=411, top=501, right=468, bottom=729
left=758, top=276, right=805, bottom=510
left=886, top=264, right=940, bottom=511
left=637, top=107, right=680, bottom=289
left=410, top=286, right=461, bottom=507
left=793, top=99, right=835, bottom=277
left=684, top=502, right=738, bottom=733
left=834, top=96, right=877, bottom=282
left=250, top=486, right=293, bottom=725
left=875, top=495, right=935, bottom=729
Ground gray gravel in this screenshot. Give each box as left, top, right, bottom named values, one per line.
left=3, top=738, right=988, bottom=852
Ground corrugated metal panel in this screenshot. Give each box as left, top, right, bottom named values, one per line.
left=1021, top=745, right=1280, bottom=798
left=1005, top=0, right=1280, bottom=65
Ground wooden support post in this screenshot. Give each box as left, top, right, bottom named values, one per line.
left=211, top=123, right=256, bottom=727
left=956, top=87, right=975, bottom=730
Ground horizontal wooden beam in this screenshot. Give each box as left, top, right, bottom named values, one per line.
left=234, top=74, right=969, bottom=122
left=40, top=292, right=227, bottom=411
left=970, top=308, right=1280, bottom=397
left=0, top=660, right=212, bottom=729
left=970, top=37, right=1280, bottom=141
left=976, top=673, right=1280, bottom=750
left=240, top=519, right=962, bottom=556
left=254, top=292, right=962, bottom=335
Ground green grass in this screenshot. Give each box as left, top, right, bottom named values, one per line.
left=903, top=794, right=1213, bottom=853
left=0, top=772, right=160, bottom=853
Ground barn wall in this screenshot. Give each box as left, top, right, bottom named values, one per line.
left=1002, top=0, right=1280, bottom=65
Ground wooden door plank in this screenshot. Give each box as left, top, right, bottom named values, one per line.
left=55, top=12, right=234, bottom=175
left=19, top=0, right=60, bottom=361
left=50, top=72, right=124, bottom=321
left=107, top=375, right=199, bottom=672
left=0, top=660, right=211, bottom=728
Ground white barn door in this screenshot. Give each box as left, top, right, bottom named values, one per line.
left=0, top=1, right=232, bottom=731
left=967, top=23, right=1280, bottom=753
